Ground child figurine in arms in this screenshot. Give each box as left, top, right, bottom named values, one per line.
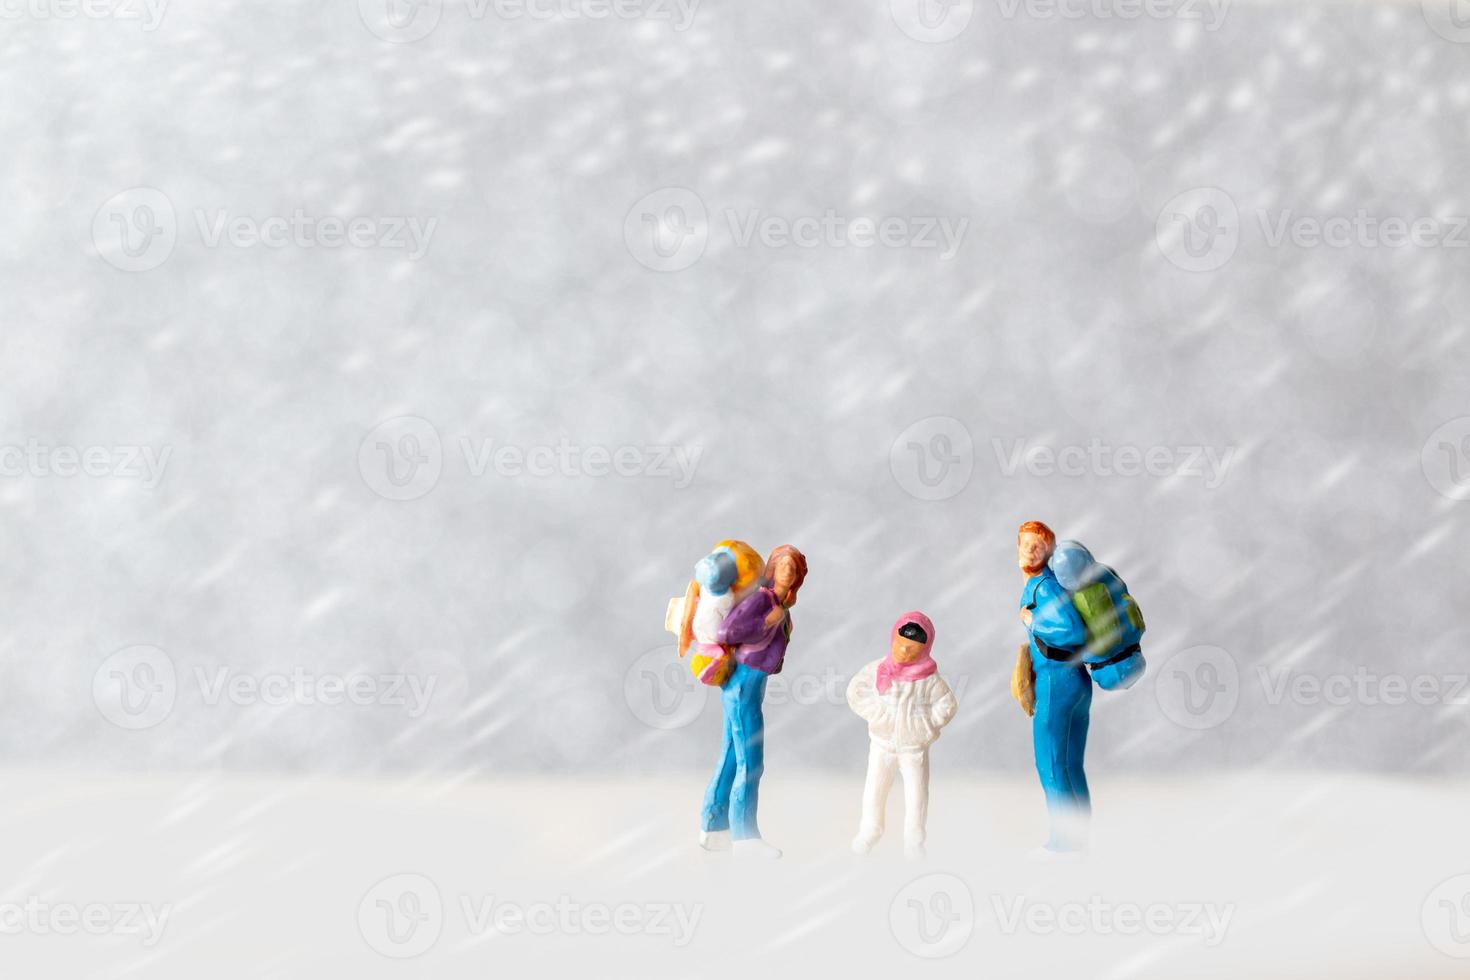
left=847, top=612, right=957, bottom=859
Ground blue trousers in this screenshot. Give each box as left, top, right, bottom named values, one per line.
left=701, top=662, right=768, bottom=840
left=1032, top=658, right=1092, bottom=850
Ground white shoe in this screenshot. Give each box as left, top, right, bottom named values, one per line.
left=851, top=832, right=880, bottom=855
left=699, top=830, right=731, bottom=852
left=904, top=841, right=926, bottom=860
left=733, top=838, right=782, bottom=859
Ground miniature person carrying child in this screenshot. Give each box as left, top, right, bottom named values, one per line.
left=846, top=611, right=957, bottom=859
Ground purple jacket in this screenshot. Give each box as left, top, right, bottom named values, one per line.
left=716, top=587, right=791, bottom=675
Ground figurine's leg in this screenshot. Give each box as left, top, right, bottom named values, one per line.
left=1034, top=665, right=1092, bottom=851
left=1065, top=679, right=1093, bottom=814
left=854, top=741, right=897, bottom=849
left=727, top=664, right=769, bottom=841
left=899, top=748, right=929, bottom=856
left=700, top=689, right=738, bottom=834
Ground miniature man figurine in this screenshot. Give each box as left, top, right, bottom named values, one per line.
left=1015, top=520, right=1091, bottom=855
left=847, top=612, right=957, bottom=859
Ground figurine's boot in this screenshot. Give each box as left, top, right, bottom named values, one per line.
left=733, top=837, right=782, bottom=859
left=699, top=829, right=731, bottom=851
left=851, top=827, right=882, bottom=854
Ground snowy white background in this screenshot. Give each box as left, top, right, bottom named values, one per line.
left=3, top=0, right=1470, bottom=975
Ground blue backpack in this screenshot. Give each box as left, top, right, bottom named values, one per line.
left=1049, top=541, right=1146, bottom=691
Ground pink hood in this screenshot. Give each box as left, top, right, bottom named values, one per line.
left=877, top=610, right=937, bottom=694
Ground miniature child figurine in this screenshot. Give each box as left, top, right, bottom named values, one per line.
left=847, top=612, right=956, bottom=859
left=699, top=543, right=807, bottom=859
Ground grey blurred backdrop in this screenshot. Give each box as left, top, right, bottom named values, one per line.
left=3, top=0, right=1469, bottom=779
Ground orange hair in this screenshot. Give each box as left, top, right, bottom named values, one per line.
left=714, top=540, right=765, bottom=595
left=1017, top=520, right=1056, bottom=554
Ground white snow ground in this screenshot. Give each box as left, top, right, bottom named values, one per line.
left=0, top=769, right=1465, bottom=976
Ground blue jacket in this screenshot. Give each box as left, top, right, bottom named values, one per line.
left=1021, top=568, right=1088, bottom=667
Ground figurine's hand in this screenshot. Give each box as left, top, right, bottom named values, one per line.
left=764, top=605, right=785, bottom=629
left=1020, top=608, right=1032, bottom=628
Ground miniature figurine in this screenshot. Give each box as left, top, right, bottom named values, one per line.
left=847, top=611, right=956, bottom=859
left=667, top=541, right=806, bottom=859
left=1012, top=522, right=1146, bottom=856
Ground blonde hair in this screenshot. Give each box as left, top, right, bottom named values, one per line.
left=714, top=539, right=765, bottom=595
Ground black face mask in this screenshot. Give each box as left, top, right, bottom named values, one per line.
left=897, top=622, right=929, bottom=645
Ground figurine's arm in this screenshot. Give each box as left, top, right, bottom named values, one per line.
left=928, top=675, right=958, bottom=730
left=1029, top=578, right=1087, bottom=656
left=846, top=663, right=885, bottom=721
left=716, top=589, right=781, bottom=648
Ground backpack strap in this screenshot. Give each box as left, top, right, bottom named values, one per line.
left=1089, top=643, right=1141, bottom=670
